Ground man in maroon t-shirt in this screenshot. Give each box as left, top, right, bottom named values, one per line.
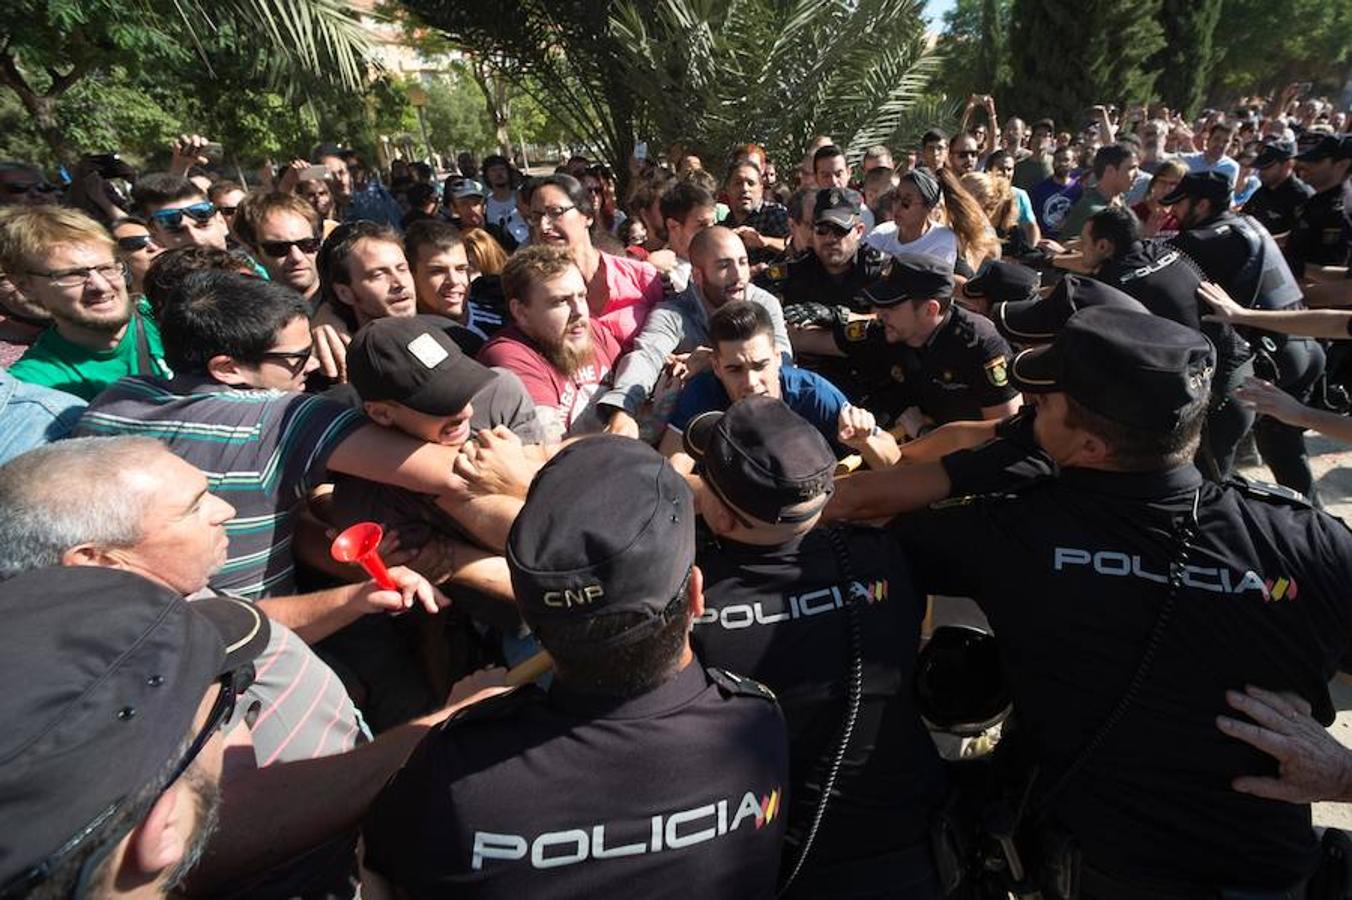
left=479, top=244, right=621, bottom=442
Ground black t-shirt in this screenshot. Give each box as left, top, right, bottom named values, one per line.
left=1242, top=175, right=1314, bottom=237
left=781, top=245, right=887, bottom=314
left=891, top=464, right=1352, bottom=888
left=1288, top=184, right=1352, bottom=277
left=692, top=526, right=946, bottom=885
left=362, top=663, right=790, bottom=899
left=835, top=304, right=1017, bottom=428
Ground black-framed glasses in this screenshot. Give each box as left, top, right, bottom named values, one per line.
left=26, top=260, right=126, bottom=289
left=258, top=344, right=313, bottom=375
left=527, top=205, right=576, bottom=225
left=117, top=235, right=154, bottom=253
left=0, top=181, right=57, bottom=195
left=0, top=666, right=252, bottom=900
left=148, top=201, right=217, bottom=232
left=258, top=237, right=322, bottom=258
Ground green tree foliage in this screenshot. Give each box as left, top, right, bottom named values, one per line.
left=609, top=0, right=943, bottom=171
left=1150, top=0, right=1223, bottom=119
left=934, top=0, right=1012, bottom=106
left=1209, top=0, right=1352, bottom=99
left=1005, top=0, right=1164, bottom=125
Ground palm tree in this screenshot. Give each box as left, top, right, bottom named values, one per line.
left=0, top=0, right=371, bottom=166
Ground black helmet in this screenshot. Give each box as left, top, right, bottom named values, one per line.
left=915, top=625, right=1011, bottom=735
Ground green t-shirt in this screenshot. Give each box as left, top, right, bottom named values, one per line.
left=8, top=303, right=170, bottom=401
left=1058, top=186, right=1110, bottom=243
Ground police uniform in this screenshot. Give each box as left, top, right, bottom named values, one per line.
left=1166, top=173, right=1324, bottom=502
left=901, top=308, right=1352, bottom=893
left=682, top=398, right=946, bottom=898
left=1095, top=240, right=1257, bottom=479
left=362, top=436, right=790, bottom=899
left=1286, top=135, right=1352, bottom=279
left=782, top=243, right=888, bottom=314
left=837, top=260, right=1016, bottom=430
left=1242, top=139, right=1313, bottom=237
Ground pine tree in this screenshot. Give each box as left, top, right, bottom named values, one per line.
left=1149, top=0, right=1221, bottom=118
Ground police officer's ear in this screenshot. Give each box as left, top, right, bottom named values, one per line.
left=686, top=565, right=705, bottom=620
left=702, top=492, right=740, bottom=536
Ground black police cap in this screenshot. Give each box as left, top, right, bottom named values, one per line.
left=1252, top=139, right=1296, bottom=169
left=1295, top=133, right=1350, bottom=162
left=994, top=274, right=1145, bottom=344
left=963, top=260, right=1040, bottom=304
left=348, top=315, right=495, bottom=416
left=683, top=395, right=836, bottom=525
left=813, top=187, right=863, bottom=230
left=507, top=436, right=695, bottom=650
left=1010, top=305, right=1216, bottom=432
left=863, top=253, right=955, bottom=307
left=0, top=567, right=268, bottom=889
left=1159, top=170, right=1233, bottom=207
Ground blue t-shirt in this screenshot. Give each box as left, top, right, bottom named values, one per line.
left=1029, top=177, right=1084, bottom=237
left=668, top=363, right=849, bottom=451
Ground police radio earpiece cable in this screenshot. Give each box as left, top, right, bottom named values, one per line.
left=778, top=525, right=865, bottom=897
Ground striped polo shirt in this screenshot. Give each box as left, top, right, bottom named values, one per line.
left=76, top=375, right=367, bottom=599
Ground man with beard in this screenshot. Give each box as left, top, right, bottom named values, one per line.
left=4, top=206, right=170, bottom=400
left=724, top=160, right=790, bottom=266
left=321, top=221, right=419, bottom=330
left=1029, top=145, right=1083, bottom=238
left=1242, top=139, right=1313, bottom=237
left=234, top=192, right=324, bottom=311
left=0, top=566, right=268, bottom=900
left=599, top=226, right=791, bottom=438
left=480, top=244, right=624, bottom=441
left=782, top=188, right=886, bottom=317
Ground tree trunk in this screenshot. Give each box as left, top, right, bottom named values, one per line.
left=0, top=53, right=86, bottom=169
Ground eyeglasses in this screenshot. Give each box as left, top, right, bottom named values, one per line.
left=813, top=224, right=850, bottom=238
left=218, top=206, right=238, bottom=217
left=0, top=666, right=252, bottom=900
left=116, top=235, right=154, bottom=253
left=527, top=205, right=576, bottom=226
left=257, top=237, right=322, bottom=258
left=26, top=260, right=126, bottom=289
left=148, top=201, right=218, bottom=232
left=258, top=344, right=314, bottom=375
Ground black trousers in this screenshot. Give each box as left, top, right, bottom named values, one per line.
left=1255, top=336, right=1325, bottom=505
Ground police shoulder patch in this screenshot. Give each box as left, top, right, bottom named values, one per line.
left=438, top=684, right=540, bottom=731
left=708, top=667, right=778, bottom=703
left=844, top=320, right=870, bottom=342
left=1228, top=475, right=1315, bottom=509
left=984, top=355, right=1009, bottom=387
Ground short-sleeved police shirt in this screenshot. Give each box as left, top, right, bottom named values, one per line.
left=693, top=527, right=946, bottom=882
left=834, top=304, right=1016, bottom=427
left=890, top=464, right=1352, bottom=888
left=781, top=245, right=887, bottom=314
left=363, top=663, right=789, bottom=899
left=1287, top=185, right=1352, bottom=278
left=1242, top=175, right=1314, bottom=237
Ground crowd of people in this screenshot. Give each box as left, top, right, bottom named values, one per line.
left=1, top=80, right=1351, bottom=900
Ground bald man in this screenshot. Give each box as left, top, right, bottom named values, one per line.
left=600, top=226, right=792, bottom=437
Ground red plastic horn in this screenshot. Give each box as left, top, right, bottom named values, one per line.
left=330, top=522, right=397, bottom=591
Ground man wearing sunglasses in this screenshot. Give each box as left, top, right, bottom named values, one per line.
left=0, top=160, right=58, bottom=207
left=0, top=565, right=269, bottom=900
left=132, top=173, right=229, bottom=252
left=234, top=191, right=324, bottom=308
left=3, top=205, right=170, bottom=400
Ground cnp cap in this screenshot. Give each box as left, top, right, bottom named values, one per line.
left=683, top=395, right=836, bottom=525
left=964, top=260, right=1040, bottom=303
left=1296, top=134, right=1352, bottom=162
left=994, top=274, right=1146, bottom=344
left=348, top=315, right=495, bottom=416
left=507, top=436, right=695, bottom=649
left=813, top=187, right=863, bottom=230
left=863, top=254, right=955, bottom=307
left=1252, top=139, right=1296, bottom=169
left=0, top=567, right=268, bottom=892
left=1010, top=305, right=1215, bottom=432
left=1160, top=170, right=1233, bottom=207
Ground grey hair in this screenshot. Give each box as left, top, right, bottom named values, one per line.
left=0, top=436, right=165, bottom=579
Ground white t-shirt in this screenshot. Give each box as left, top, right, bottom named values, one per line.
left=485, top=193, right=529, bottom=244
left=864, top=222, right=959, bottom=266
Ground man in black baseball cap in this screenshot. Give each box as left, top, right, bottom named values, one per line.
left=0, top=566, right=267, bottom=900
left=1242, top=138, right=1313, bottom=236
left=363, top=435, right=790, bottom=898
left=993, top=272, right=1145, bottom=345
left=1161, top=170, right=1234, bottom=230
left=686, top=396, right=949, bottom=897
left=959, top=259, right=1041, bottom=317
left=1289, top=134, right=1351, bottom=282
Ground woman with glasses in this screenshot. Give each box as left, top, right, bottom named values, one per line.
left=527, top=173, right=663, bottom=350
left=111, top=216, right=164, bottom=299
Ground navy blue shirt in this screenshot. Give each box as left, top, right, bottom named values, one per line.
left=667, top=364, right=849, bottom=452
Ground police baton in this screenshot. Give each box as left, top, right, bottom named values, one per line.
left=504, top=650, right=554, bottom=686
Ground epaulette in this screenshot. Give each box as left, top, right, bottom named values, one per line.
left=928, top=491, right=1021, bottom=510
left=1227, top=474, right=1315, bottom=509
left=436, top=684, right=541, bottom=732
left=708, top=667, right=778, bottom=703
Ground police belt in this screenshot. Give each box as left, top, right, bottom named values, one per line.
left=1079, top=862, right=1307, bottom=900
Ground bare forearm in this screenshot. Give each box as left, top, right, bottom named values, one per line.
left=788, top=326, right=844, bottom=357
left=328, top=425, right=462, bottom=497
left=1227, top=308, right=1352, bottom=340
left=822, top=462, right=952, bottom=522
left=857, top=431, right=901, bottom=469
left=258, top=584, right=364, bottom=644
left=1283, top=404, right=1352, bottom=443
left=896, top=420, right=999, bottom=465
left=434, top=494, right=523, bottom=552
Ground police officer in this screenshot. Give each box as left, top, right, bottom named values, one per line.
left=1165, top=171, right=1324, bottom=502
left=685, top=396, right=946, bottom=899
left=791, top=255, right=1020, bottom=435
left=1288, top=134, right=1352, bottom=281
left=362, top=436, right=790, bottom=900
left=1242, top=140, right=1314, bottom=237
left=846, top=307, right=1352, bottom=896
left=779, top=188, right=889, bottom=402
left=987, top=271, right=1147, bottom=346
left=1075, top=206, right=1258, bottom=479
left=954, top=259, right=1042, bottom=318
